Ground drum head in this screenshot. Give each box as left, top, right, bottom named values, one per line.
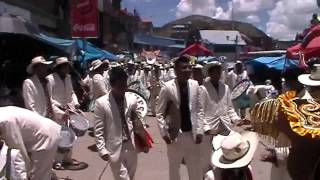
left=59, top=127, right=77, bottom=149
left=70, top=114, right=90, bottom=131
left=127, top=89, right=148, bottom=118
left=231, top=79, right=251, bottom=100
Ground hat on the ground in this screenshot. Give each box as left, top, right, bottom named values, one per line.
left=211, top=131, right=258, bottom=169
left=203, top=61, right=222, bottom=77
left=90, top=59, right=103, bottom=71
left=298, top=64, right=320, bottom=86
left=54, top=57, right=69, bottom=68
left=27, top=56, right=52, bottom=74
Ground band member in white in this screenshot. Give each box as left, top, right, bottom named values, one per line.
left=0, top=140, right=28, bottom=180
left=47, top=57, right=80, bottom=121
left=46, top=57, right=80, bottom=169
left=200, top=61, right=241, bottom=174
left=23, top=56, right=54, bottom=119
left=91, top=59, right=109, bottom=101
left=94, top=68, right=145, bottom=180
left=149, top=63, right=165, bottom=116
left=0, top=106, right=60, bottom=180
left=156, top=55, right=204, bottom=180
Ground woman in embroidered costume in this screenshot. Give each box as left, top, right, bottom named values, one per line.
left=251, top=65, right=320, bottom=180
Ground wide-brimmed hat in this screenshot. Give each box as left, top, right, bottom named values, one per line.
left=203, top=61, right=222, bottom=77
left=54, top=57, right=69, bottom=68
left=26, top=56, right=52, bottom=74
left=90, top=59, right=103, bottom=71
left=298, top=64, right=320, bottom=86
left=211, top=131, right=258, bottom=169
left=192, top=64, right=203, bottom=69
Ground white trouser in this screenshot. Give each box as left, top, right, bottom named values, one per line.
left=167, top=132, right=202, bottom=180
left=110, top=142, right=138, bottom=180
left=30, top=144, right=59, bottom=180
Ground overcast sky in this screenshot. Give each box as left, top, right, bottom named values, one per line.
left=123, top=0, right=320, bottom=40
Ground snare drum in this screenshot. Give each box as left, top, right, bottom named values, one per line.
left=69, top=114, right=90, bottom=137
left=127, top=90, right=148, bottom=118
left=58, top=126, right=77, bottom=152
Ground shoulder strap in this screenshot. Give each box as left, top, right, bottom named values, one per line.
left=6, top=148, right=11, bottom=179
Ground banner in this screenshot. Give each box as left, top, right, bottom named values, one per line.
left=71, top=0, right=99, bottom=38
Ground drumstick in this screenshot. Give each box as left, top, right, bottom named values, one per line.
left=98, top=162, right=109, bottom=180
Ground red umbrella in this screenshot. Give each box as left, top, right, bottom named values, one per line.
left=286, top=25, right=320, bottom=67
left=179, top=43, right=213, bottom=56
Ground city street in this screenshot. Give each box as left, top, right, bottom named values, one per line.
left=55, top=114, right=272, bottom=180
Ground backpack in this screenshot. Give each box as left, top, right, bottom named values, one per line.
left=0, top=148, right=12, bottom=180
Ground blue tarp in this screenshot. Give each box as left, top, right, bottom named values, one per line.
left=35, top=34, right=118, bottom=61
left=246, top=55, right=298, bottom=71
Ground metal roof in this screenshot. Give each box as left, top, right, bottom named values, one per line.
left=200, top=30, right=246, bottom=46
left=134, top=33, right=186, bottom=49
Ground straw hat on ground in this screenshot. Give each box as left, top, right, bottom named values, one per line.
left=211, top=131, right=258, bottom=169
left=27, top=56, right=52, bottom=74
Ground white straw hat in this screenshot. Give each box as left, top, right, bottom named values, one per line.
left=26, top=56, right=52, bottom=74
left=298, top=64, right=320, bottom=86
left=211, top=131, right=258, bottom=169
left=203, top=61, right=222, bottom=77
left=54, top=57, right=69, bottom=68
left=89, top=59, right=103, bottom=71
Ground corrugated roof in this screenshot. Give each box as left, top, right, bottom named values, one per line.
left=134, top=34, right=186, bottom=49
left=200, top=30, right=246, bottom=45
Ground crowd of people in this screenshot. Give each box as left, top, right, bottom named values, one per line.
left=1, top=53, right=320, bottom=180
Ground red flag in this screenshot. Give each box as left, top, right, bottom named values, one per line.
left=71, top=0, right=99, bottom=38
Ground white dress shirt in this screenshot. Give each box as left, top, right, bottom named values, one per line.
left=22, top=75, right=48, bottom=117
left=200, top=78, right=240, bottom=133
left=47, top=72, right=79, bottom=119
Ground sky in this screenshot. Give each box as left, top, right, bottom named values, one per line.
left=122, top=0, right=320, bottom=40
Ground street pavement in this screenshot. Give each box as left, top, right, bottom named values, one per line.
left=55, top=114, right=273, bottom=180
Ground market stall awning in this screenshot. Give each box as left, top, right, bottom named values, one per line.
left=35, top=34, right=118, bottom=61
left=247, top=55, right=298, bottom=71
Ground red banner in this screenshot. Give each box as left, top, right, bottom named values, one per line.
left=71, top=0, right=99, bottom=38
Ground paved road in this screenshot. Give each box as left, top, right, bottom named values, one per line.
left=55, top=114, right=273, bottom=180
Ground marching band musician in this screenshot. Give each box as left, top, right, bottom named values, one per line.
left=90, top=60, right=109, bottom=101
left=94, top=67, right=147, bottom=180
left=0, top=106, right=60, bottom=180
left=226, top=61, right=251, bottom=120
left=200, top=61, right=241, bottom=175
left=22, top=56, right=54, bottom=119
left=46, top=57, right=81, bottom=170
left=149, top=63, right=165, bottom=117
left=156, top=55, right=204, bottom=180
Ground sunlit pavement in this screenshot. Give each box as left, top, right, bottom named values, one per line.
left=55, top=113, right=272, bottom=180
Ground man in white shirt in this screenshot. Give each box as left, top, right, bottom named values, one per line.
left=226, top=61, right=250, bottom=119
left=156, top=55, right=204, bottom=180
left=149, top=63, right=165, bottom=116
left=0, top=106, right=61, bottom=180
left=90, top=60, right=109, bottom=101
left=94, top=67, right=145, bottom=180
left=46, top=57, right=81, bottom=169
left=200, top=61, right=241, bottom=174
left=23, top=56, right=54, bottom=119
